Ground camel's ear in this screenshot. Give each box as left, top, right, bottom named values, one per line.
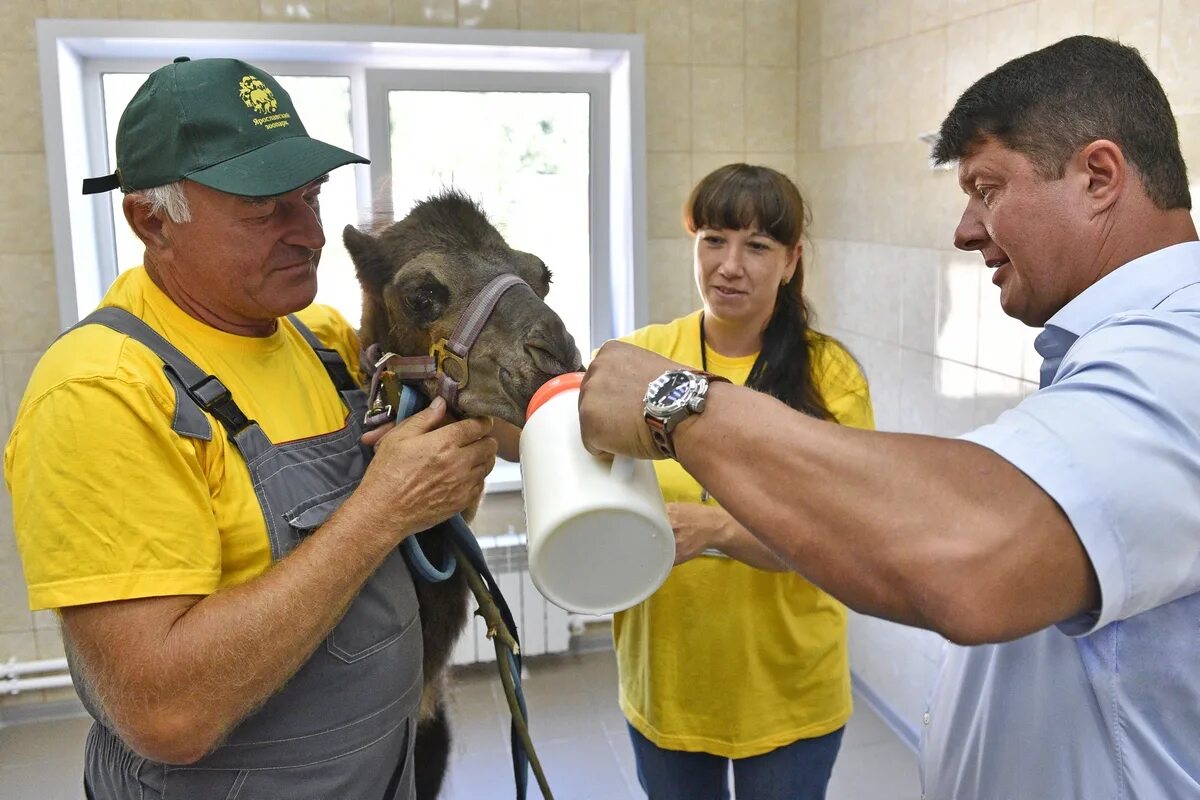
left=343, top=225, right=390, bottom=292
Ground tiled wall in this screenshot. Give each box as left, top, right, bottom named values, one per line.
left=798, top=0, right=1200, bottom=736
left=0, top=0, right=801, bottom=709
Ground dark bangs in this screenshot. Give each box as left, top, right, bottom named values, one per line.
left=684, top=164, right=804, bottom=246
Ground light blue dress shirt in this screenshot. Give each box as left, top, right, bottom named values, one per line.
left=921, top=241, right=1200, bottom=799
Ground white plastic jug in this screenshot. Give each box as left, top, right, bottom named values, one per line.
left=519, top=372, right=675, bottom=615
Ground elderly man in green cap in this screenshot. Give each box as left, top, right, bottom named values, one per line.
left=4, top=57, right=496, bottom=799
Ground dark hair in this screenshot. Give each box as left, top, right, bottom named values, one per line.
left=684, top=163, right=836, bottom=420
left=933, top=35, right=1190, bottom=210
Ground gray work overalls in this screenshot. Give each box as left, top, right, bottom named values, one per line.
left=69, top=307, right=422, bottom=800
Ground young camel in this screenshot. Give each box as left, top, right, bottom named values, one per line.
left=343, top=190, right=581, bottom=799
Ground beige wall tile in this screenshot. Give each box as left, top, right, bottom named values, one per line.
left=874, top=40, right=910, bottom=145
left=798, top=0, right=821, bottom=64
left=819, top=0, right=854, bottom=58
left=909, top=0, right=947, bottom=33
left=1159, top=0, right=1200, bottom=115
left=259, top=0, right=329, bottom=21
left=392, top=0, right=456, bottom=25
left=1, top=1, right=48, bottom=51
left=796, top=66, right=820, bottom=153
left=328, top=0, right=393, bottom=23
left=948, top=0, right=989, bottom=22
left=636, top=0, right=691, bottom=65
left=944, top=13, right=991, bottom=109
left=746, top=68, right=797, bottom=152
left=0, top=254, right=59, bottom=354
left=899, top=246, right=940, bottom=352
left=877, top=0, right=911, bottom=43
left=0, top=529, right=34, bottom=633
left=0, top=631, right=38, bottom=662
left=34, top=626, right=66, bottom=660
left=907, top=27, right=947, bottom=139
left=519, top=0, right=579, bottom=30
left=187, top=0, right=262, bottom=20
left=1095, top=0, right=1161, bottom=72
left=820, top=51, right=876, bottom=149
left=844, top=0, right=880, bottom=53
left=645, top=65, right=691, bottom=152
left=692, top=0, right=744, bottom=66
left=1034, top=0, right=1092, bottom=49
left=458, top=0, right=517, bottom=27
left=647, top=236, right=698, bottom=322
left=691, top=66, right=745, bottom=151
left=119, top=0, right=199, bottom=18
left=46, top=0, right=120, bottom=15
left=0, top=155, right=52, bottom=255
left=580, top=0, right=633, bottom=32
left=691, top=152, right=745, bottom=185
left=987, top=2, right=1037, bottom=68
left=988, top=0, right=1026, bottom=8
left=746, top=151, right=796, bottom=181
left=746, top=0, right=797, bottom=67
left=33, top=610, right=59, bottom=631
left=0, top=55, right=44, bottom=155
left=647, top=153, right=693, bottom=239
left=2, top=353, right=41, bottom=429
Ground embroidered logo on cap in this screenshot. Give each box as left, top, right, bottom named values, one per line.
left=239, top=75, right=278, bottom=113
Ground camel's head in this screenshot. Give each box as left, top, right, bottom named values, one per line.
left=345, top=190, right=582, bottom=428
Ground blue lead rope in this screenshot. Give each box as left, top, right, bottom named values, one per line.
left=392, top=385, right=531, bottom=799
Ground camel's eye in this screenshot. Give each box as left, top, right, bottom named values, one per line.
left=405, top=283, right=448, bottom=323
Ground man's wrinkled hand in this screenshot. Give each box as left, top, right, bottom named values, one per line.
left=579, top=341, right=683, bottom=460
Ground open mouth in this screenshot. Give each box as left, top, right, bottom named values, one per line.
left=712, top=285, right=744, bottom=297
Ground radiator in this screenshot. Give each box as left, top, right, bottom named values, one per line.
left=450, top=531, right=572, bottom=665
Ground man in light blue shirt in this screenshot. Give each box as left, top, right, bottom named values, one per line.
left=578, top=35, right=1200, bottom=798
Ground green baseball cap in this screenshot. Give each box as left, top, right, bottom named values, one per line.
left=83, top=57, right=369, bottom=197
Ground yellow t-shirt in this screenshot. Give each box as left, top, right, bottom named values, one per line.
left=3, top=267, right=363, bottom=611
left=613, top=309, right=874, bottom=759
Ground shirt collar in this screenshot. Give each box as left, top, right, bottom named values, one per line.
left=1036, top=241, right=1200, bottom=360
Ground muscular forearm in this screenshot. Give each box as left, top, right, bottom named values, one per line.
left=711, top=514, right=788, bottom=571
left=65, top=495, right=407, bottom=764
left=672, top=383, right=1097, bottom=644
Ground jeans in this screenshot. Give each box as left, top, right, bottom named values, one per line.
left=627, top=723, right=844, bottom=800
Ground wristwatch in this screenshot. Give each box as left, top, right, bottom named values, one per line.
left=643, top=369, right=729, bottom=459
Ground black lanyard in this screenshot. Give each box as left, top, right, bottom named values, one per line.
left=699, top=312, right=708, bottom=371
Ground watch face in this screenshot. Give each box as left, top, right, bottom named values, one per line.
left=648, top=372, right=694, bottom=412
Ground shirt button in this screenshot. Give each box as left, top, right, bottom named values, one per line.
left=923, top=712, right=931, bottom=725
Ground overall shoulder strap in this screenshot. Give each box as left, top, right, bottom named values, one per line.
left=287, top=314, right=359, bottom=393
left=72, top=307, right=252, bottom=440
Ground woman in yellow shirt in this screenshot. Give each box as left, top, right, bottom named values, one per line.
left=615, top=164, right=874, bottom=799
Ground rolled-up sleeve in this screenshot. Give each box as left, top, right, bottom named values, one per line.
left=960, top=311, right=1200, bottom=635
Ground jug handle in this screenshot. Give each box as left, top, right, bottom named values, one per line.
left=610, top=454, right=636, bottom=482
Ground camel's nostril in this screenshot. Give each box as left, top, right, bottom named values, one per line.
left=525, top=339, right=575, bottom=376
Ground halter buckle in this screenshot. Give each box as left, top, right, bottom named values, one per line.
left=430, top=339, right=469, bottom=389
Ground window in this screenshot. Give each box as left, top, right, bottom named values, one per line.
left=39, top=19, right=648, bottom=492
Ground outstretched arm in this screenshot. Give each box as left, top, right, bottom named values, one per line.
left=579, top=341, right=1099, bottom=645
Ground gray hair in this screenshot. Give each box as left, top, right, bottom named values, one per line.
left=127, top=181, right=191, bottom=223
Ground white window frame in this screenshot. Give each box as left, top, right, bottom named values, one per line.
left=36, top=19, right=647, bottom=494
left=35, top=18, right=648, bottom=340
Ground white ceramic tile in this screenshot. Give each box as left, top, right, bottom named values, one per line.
left=944, top=13, right=992, bottom=111
left=933, top=358, right=977, bottom=436
left=906, top=27, right=947, bottom=141
left=877, top=0, right=911, bottom=43
left=975, top=271, right=1029, bottom=377
left=691, top=152, right=746, bottom=186
left=646, top=236, right=696, bottom=323
left=45, top=0, right=120, bottom=15
left=935, top=251, right=980, bottom=365
left=947, top=0, right=989, bottom=22
left=187, top=0, right=262, bottom=20
left=900, top=247, right=940, bottom=353
left=898, top=347, right=937, bottom=433
left=798, top=0, right=821, bottom=65
left=745, top=151, right=796, bottom=183
left=821, top=51, right=878, bottom=149
left=974, top=368, right=1023, bottom=427
left=0, top=253, right=59, bottom=354
left=797, top=66, right=820, bottom=153
left=1034, top=0, right=1092, bottom=48
left=874, top=40, right=911, bottom=145
left=910, top=0, right=947, bottom=33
